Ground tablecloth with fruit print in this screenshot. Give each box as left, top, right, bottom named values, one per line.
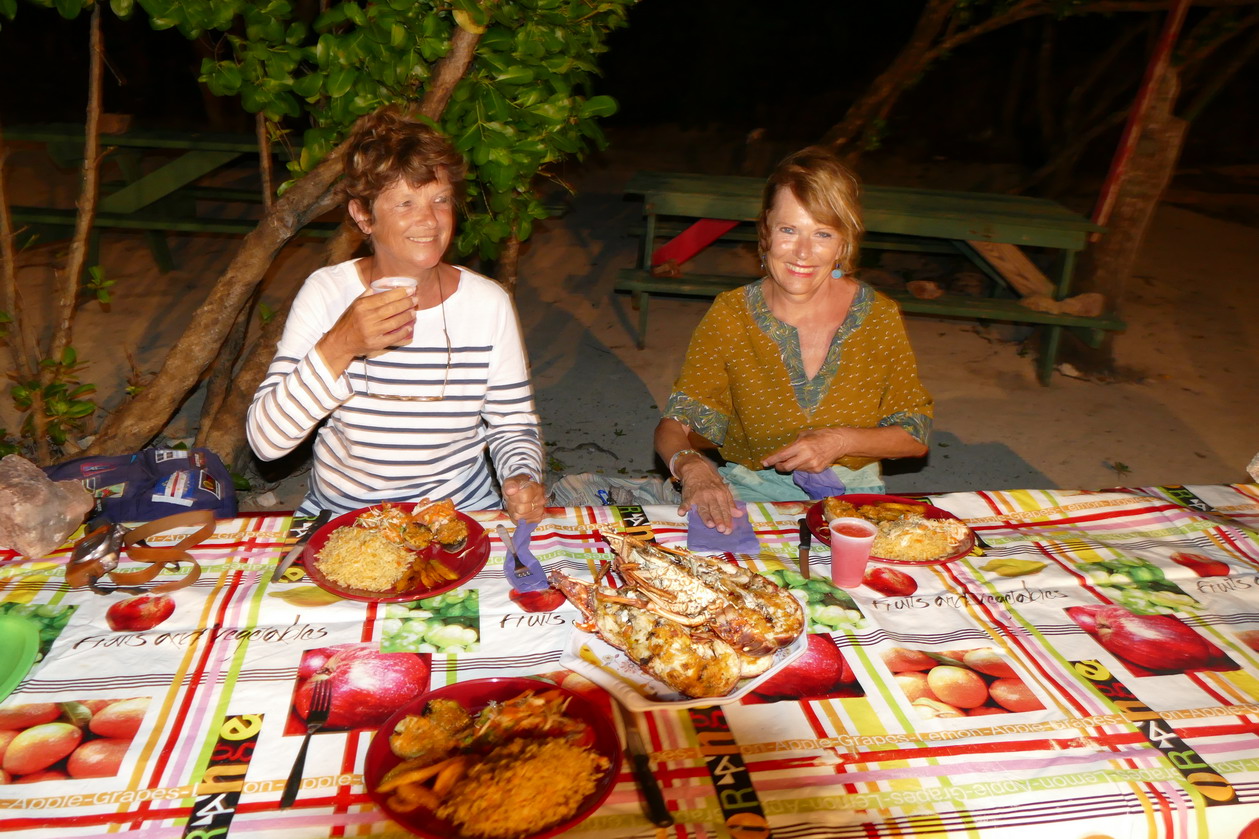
left=2, top=482, right=1259, bottom=839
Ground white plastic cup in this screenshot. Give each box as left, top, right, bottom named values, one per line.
left=370, top=276, right=418, bottom=294
left=828, top=517, right=878, bottom=588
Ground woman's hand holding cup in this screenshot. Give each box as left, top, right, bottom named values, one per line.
left=316, top=278, right=418, bottom=376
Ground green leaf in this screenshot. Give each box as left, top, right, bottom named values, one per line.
left=450, top=0, right=489, bottom=29
left=52, top=0, right=82, bottom=19
left=529, top=102, right=568, bottom=123
left=578, top=94, right=617, bottom=119
left=109, top=0, right=135, bottom=18
left=452, top=122, right=480, bottom=153
left=240, top=84, right=273, bottom=113
left=326, top=66, right=355, bottom=98
left=209, top=62, right=243, bottom=96
left=342, top=1, right=367, bottom=27
left=292, top=74, right=322, bottom=99
left=494, top=65, right=534, bottom=86
left=285, top=20, right=308, bottom=45
left=313, top=6, right=345, bottom=31
left=61, top=346, right=77, bottom=366
left=479, top=28, right=514, bottom=51
left=315, top=32, right=335, bottom=66
left=66, top=402, right=96, bottom=419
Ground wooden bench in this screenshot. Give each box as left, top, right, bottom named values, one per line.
left=618, top=171, right=1125, bottom=385
left=4, top=123, right=336, bottom=271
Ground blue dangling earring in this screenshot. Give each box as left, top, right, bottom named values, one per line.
left=831, top=266, right=844, bottom=279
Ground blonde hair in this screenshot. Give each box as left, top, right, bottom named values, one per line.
left=757, top=146, right=864, bottom=273
left=342, top=109, right=467, bottom=218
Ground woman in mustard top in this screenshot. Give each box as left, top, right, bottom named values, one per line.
left=655, top=146, right=933, bottom=533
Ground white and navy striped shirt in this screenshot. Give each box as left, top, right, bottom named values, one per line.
left=247, top=260, right=544, bottom=515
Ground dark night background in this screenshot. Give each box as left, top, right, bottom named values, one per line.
left=1, top=2, right=1256, bottom=180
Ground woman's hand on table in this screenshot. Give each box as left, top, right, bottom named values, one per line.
left=502, top=474, right=546, bottom=523
left=316, top=288, right=417, bottom=377
left=675, top=455, right=743, bottom=534
left=763, top=426, right=928, bottom=470
left=762, top=428, right=850, bottom=473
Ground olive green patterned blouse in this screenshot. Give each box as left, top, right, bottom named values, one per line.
left=664, top=280, right=932, bottom=471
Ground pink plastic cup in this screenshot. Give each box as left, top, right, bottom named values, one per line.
left=828, top=517, right=878, bottom=588
left=369, top=276, right=418, bottom=294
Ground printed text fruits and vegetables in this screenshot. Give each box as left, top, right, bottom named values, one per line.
left=294, top=645, right=430, bottom=730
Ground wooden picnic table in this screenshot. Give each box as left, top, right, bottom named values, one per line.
left=5, top=123, right=336, bottom=271
left=617, top=171, right=1126, bottom=385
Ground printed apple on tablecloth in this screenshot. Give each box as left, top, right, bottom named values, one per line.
left=741, top=634, right=864, bottom=705
left=284, top=644, right=431, bottom=735
left=1066, top=605, right=1238, bottom=677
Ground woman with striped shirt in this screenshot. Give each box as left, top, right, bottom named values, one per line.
left=246, top=111, right=546, bottom=521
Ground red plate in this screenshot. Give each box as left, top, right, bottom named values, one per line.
left=364, top=677, right=622, bottom=839
left=303, top=506, right=489, bottom=603
left=805, top=493, right=975, bottom=566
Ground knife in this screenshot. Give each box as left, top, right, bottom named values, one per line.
left=272, top=510, right=331, bottom=582
left=612, top=699, right=674, bottom=828
left=798, top=517, right=812, bottom=580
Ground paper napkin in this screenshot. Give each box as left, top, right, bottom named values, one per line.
left=792, top=469, right=846, bottom=500
left=687, top=502, right=760, bottom=554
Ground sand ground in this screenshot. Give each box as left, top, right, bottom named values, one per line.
left=4, top=128, right=1257, bottom=511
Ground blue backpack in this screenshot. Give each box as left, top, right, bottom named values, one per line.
left=44, top=447, right=237, bottom=521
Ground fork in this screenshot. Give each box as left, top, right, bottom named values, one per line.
left=497, top=523, right=550, bottom=592
left=280, top=676, right=332, bottom=808
left=497, top=524, right=532, bottom=579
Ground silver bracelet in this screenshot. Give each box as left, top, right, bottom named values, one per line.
left=668, top=448, right=703, bottom=479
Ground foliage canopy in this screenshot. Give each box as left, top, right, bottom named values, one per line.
left=3, top=0, right=635, bottom=259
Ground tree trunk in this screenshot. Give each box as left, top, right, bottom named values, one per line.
left=1063, top=69, right=1186, bottom=375
left=197, top=292, right=293, bottom=467
left=197, top=288, right=256, bottom=438
left=496, top=232, right=520, bottom=294
left=82, top=153, right=350, bottom=457
left=819, top=0, right=956, bottom=156
left=0, top=126, right=38, bottom=383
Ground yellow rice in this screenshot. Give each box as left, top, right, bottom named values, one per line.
left=872, top=515, right=970, bottom=562
left=314, top=526, right=412, bottom=591
left=435, top=738, right=608, bottom=838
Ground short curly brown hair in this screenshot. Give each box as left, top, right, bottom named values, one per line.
left=342, top=109, right=467, bottom=219
left=757, top=145, right=864, bottom=274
